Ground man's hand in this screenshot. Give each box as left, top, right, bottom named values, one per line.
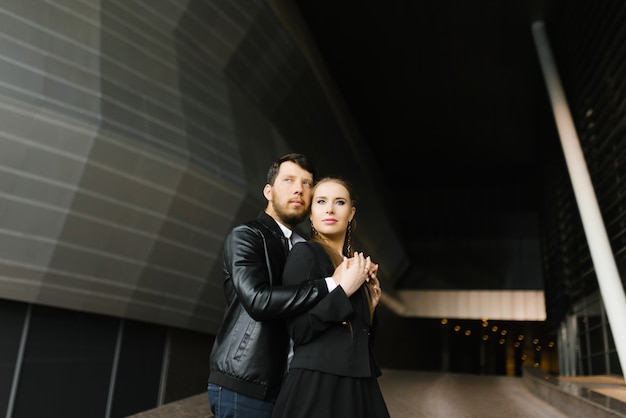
left=332, top=252, right=371, bottom=297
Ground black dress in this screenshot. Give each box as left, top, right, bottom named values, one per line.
left=271, top=242, right=390, bottom=418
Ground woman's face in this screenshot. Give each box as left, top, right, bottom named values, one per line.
left=310, top=180, right=355, bottom=240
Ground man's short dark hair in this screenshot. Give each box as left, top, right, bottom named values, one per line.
left=266, top=153, right=316, bottom=185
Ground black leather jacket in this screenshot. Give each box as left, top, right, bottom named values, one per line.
left=208, top=212, right=329, bottom=401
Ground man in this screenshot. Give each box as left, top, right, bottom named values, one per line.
left=207, top=153, right=369, bottom=418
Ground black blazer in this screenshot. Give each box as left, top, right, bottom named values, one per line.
left=285, top=241, right=382, bottom=378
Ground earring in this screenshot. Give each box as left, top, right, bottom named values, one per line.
left=345, top=220, right=353, bottom=256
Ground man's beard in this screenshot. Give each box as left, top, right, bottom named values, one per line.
left=272, top=197, right=308, bottom=227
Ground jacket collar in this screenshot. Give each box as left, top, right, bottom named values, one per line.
left=257, top=211, right=285, bottom=239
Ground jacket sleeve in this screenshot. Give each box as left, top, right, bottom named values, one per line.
left=283, top=243, right=354, bottom=344
left=224, top=225, right=329, bottom=321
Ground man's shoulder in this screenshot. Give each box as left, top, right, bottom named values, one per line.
left=230, top=214, right=278, bottom=239
left=228, top=220, right=263, bottom=239
left=238, top=218, right=272, bottom=233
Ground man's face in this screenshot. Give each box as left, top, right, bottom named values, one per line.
left=265, top=161, right=314, bottom=227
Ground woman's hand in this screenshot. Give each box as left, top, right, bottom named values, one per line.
left=333, top=252, right=370, bottom=296
left=367, top=270, right=382, bottom=308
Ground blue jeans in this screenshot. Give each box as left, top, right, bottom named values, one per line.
left=208, top=383, right=274, bottom=418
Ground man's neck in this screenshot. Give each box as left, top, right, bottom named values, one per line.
left=265, top=208, right=293, bottom=230
left=274, top=218, right=293, bottom=237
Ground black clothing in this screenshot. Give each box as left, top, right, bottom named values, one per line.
left=272, top=369, right=390, bottom=418
left=208, top=212, right=329, bottom=401
left=272, top=241, right=390, bottom=418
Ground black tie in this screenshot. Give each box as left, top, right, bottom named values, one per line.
left=281, top=235, right=290, bottom=255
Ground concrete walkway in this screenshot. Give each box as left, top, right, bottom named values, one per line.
left=379, top=369, right=568, bottom=418
left=128, top=368, right=626, bottom=418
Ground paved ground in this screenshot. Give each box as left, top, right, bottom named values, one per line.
left=378, top=369, right=569, bottom=418
left=129, top=369, right=626, bottom=418
left=128, top=393, right=211, bottom=418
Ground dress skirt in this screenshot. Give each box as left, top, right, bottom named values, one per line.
left=271, top=368, right=390, bottom=418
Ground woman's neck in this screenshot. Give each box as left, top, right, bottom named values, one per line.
left=314, top=234, right=344, bottom=257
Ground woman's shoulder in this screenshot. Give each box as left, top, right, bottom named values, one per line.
left=285, top=241, right=334, bottom=281
left=292, top=240, right=325, bottom=255
left=289, top=241, right=332, bottom=265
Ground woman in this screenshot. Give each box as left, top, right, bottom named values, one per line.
left=272, top=177, right=390, bottom=418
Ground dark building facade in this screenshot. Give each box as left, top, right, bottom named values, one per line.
left=539, top=1, right=626, bottom=377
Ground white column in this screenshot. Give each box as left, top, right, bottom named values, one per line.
left=532, top=21, right=626, bottom=378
